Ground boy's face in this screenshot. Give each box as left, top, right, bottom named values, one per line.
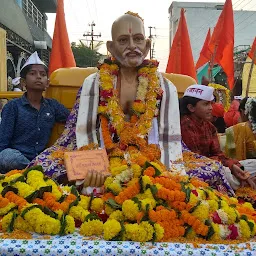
left=188, top=100, right=213, bottom=121
left=21, top=65, right=49, bottom=92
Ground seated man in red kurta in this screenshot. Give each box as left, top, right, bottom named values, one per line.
left=179, top=84, right=256, bottom=190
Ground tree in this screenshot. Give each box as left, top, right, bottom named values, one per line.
left=71, top=41, right=104, bottom=67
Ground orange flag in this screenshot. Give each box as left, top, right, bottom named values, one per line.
left=248, top=37, right=256, bottom=64
left=49, top=0, right=76, bottom=75
left=195, top=28, right=211, bottom=70
left=166, top=8, right=197, bottom=81
left=208, top=0, right=234, bottom=89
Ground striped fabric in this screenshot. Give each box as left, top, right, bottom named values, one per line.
left=76, top=73, right=99, bottom=148
left=158, top=73, right=183, bottom=168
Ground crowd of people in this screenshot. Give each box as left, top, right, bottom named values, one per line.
left=0, top=11, right=255, bottom=199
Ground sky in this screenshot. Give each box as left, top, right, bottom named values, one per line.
left=46, top=0, right=256, bottom=71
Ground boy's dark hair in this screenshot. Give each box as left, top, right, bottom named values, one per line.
left=20, top=64, right=49, bottom=79
left=179, top=96, right=202, bottom=116
left=238, top=97, right=248, bottom=112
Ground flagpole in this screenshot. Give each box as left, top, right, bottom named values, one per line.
left=245, top=48, right=256, bottom=97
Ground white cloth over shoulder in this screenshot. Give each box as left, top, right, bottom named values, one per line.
left=76, top=73, right=99, bottom=148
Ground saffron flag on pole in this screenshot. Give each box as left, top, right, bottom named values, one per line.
left=49, top=0, right=76, bottom=75
left=195, top=28, right=211, bottom=70
left=208, top=0, right=234, bottom=89
left=248, top=37, right=256, bottom=64
left=166, top=8, right=197, bottom=81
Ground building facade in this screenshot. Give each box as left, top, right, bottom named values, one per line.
left=168, top=1, right=256, bottom=64
left=0, top=0, right=56, bottom=86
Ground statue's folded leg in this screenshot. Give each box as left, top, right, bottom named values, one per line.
left=182, top=143, right=235, bottom=196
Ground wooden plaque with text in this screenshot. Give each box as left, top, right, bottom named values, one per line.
left=64, top=149, right=109, bottom=181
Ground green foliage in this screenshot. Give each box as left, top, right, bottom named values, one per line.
left=71, top=41, right=104, bottom=67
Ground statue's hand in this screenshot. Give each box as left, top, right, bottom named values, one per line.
left=83, top=170, right=110, bottom=188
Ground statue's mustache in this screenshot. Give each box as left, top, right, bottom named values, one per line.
left=123, top=48, right=143, bottom=57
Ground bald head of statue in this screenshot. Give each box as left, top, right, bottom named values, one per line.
left=107, top=12, right=151, bottom=68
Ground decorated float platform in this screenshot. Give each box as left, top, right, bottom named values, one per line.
left=0, top=232, right=256, bottom=256
left=1, top=164, right=256, bottom=256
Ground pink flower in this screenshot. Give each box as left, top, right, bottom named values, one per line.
left=227, top=224, right=239, bottom=240
left=99, top=101, right=107, bottom=106
left=212, top=211, right=222, bottom=224
left=191, top=190, right=198, bottom=196
left=100, top=90, right=113, bottom=99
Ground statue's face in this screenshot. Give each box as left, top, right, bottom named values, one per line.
left=107, top=15, right=150, bottom=67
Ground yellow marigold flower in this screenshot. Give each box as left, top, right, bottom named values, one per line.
left=248, top=219, right=256, bottom=236
left=229, top=197, right=238, bottom=204
left=191, top=201, right=209, bottom=222
left=46, top=179, right=62, bottom=200
left=222, top=206, right=237, bottom=224
left=109, top=210, right=124, bottom=222
left=239, top=219, right=251, bottom=239
left=131, top=164, right=142, bottom=178
left=136, top=188, right=154, bottom=200
left=0, top=202, right=16, bottom=216
left=142, top=175, right=153, bottom=190
left=78, top=195, right=91, bottom=210
left=139, top=221, right=154, bottom=241
left=98, top=106, right=107, bottom=114
left=27, top=171, right=47, bottom=190
left=13, top=181, right=35, bottom=198
left=242, top=202, right=254, bottom=211
left=23, top=207, right=42, bottom=227
left=91, top=198, right=104, bottom=212
left=211, top=223, right=221, bottom=241
left=0, top=184, right=3, bottom=194
left=110, top=158, right=123, bottom=167
left=208, top=200, right=219, bottom=213
left=24, top=208, right=61, bottom=235
left=107, top=183, right=122, bottom=195
left=207, top=189, right=218, bottom=201
left=103, top=219, right=121, bottom=240
left=55, top=209, right=64, bottom=220
left=133, top=102, right=146, bottom=113
left=141, top=198, right=156, bottom=211
left=69, top=206, right=90, bottom=222
left=122, top=200, right=139, bottom=221
left=150, top=162, right=163, bottom=173
left=14, top=216, right=34, bottom=232
left=60, top=185, right=71, bottom=194
left=104, top=177, right=114, bottom=188
left=138, top=67, right=149, bottom=74
left=64, top=215, right=75, bottom=234
left=154, top=223, right=164, bottom=242
left=80, top=219, right=103, bottom=236
left=127, top=178, right=139, bottom=187
left=155, top=183, right=162, bottom=190
left=105, top=204, right=115, bottom=216
left=189, top=193, right=198, bottom=206
left=1, top=211, right=14, bottom=232
left=110, top=165, right=128, bottom=176
left=124, top=223, right=140, bottom=241
left=3, top=173, right=22, bottom=183
left=197, top=189, right=206, bottom=200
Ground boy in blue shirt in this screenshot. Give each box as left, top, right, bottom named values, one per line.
left=0, top=52, right=70, bottom=173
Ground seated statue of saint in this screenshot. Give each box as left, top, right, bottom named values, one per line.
left=29, top=11, right=235, bottom=196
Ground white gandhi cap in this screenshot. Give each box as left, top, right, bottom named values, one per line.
left=20, top=51, right=47, bottom=72
left=184, top=84, right=214, bottom=101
